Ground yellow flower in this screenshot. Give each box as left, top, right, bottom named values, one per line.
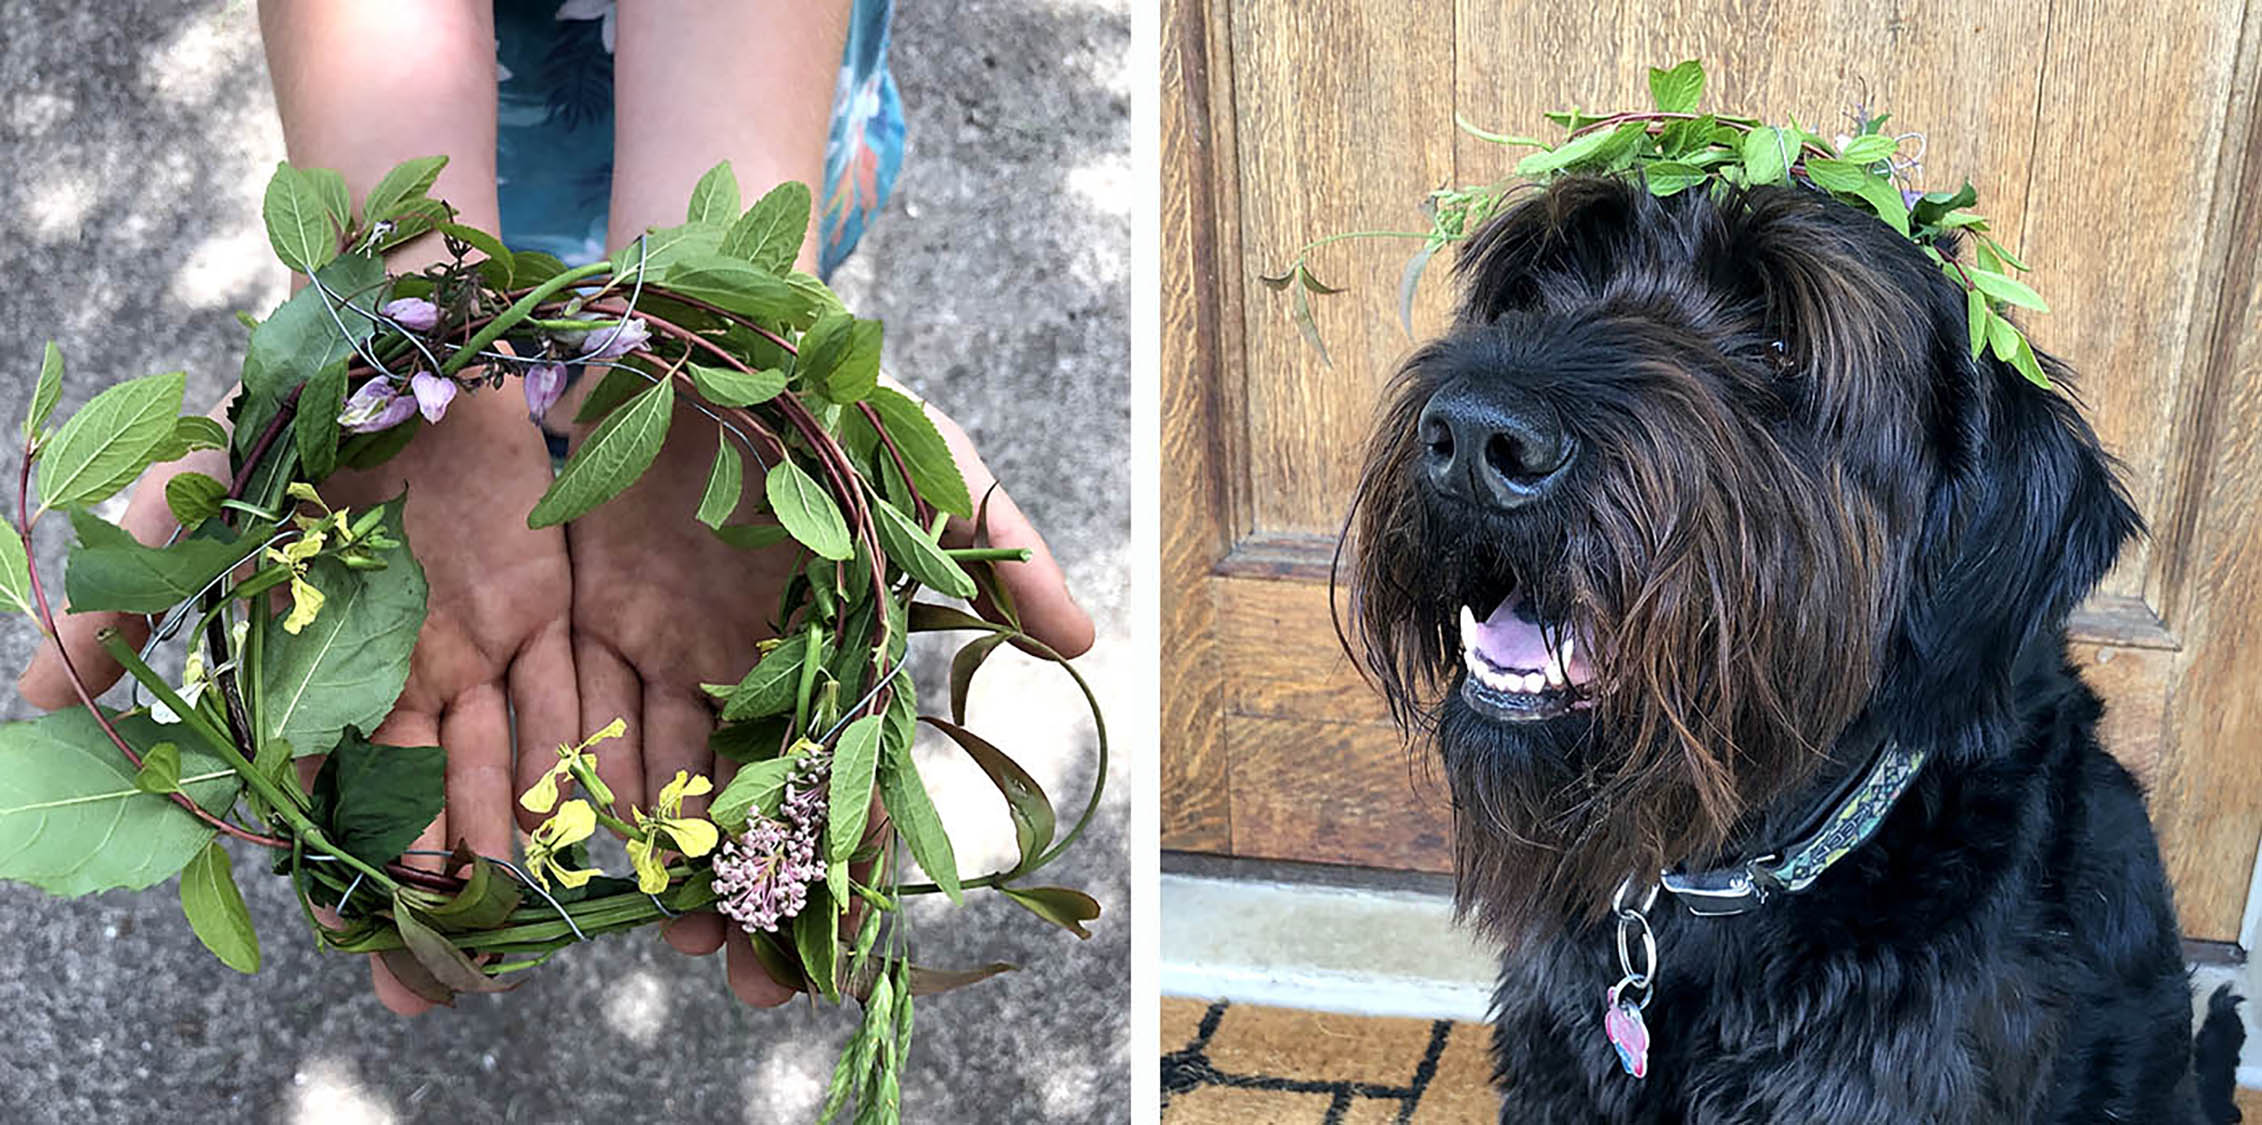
left=524, top=799, right=602, bottom=889
left=282, top=574, right=325, bottom=635
left=518, top=717, right=627, bottom=814
left=626, top=770, right=719, bottom=894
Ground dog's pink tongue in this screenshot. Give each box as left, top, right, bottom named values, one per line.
left=1472, top=594, right=1557, bottom=671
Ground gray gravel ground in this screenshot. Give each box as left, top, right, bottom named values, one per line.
left=0, top=2, right=1131, bottom=1122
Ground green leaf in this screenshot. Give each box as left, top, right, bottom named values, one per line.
left=438, top=222, right=514, bottom=284
left=798, top=313, right=883, bottom=403
left=36, top=371, right=186, bottom=511
left=826, top=715, right=884, bottom=864
left=1656, top=114, right=1716, bottom=159
left=949, top=632, right=1012, bottom=726
left=262, top=163, right=340, bottom=275
left=2010, top=330, right=2049, bottom=387
left=795, top=883, right=840, bottom=1002
left=696, top=436, right=744, bottom=530
left=1849, top=175, right=1911, bottom=237
left=572, top=365, right=652, bottom=424
left=686, top=161, right=741, bottom=225
left=860, top=388, right=973, bottom=518
left=162, top=473, right=229, bottom=528
left=178, top=841, right=260, bottom=973
left=0, top=709, right=240, bottom=896
left=707, top=755, right=796, bottom=832
left=295, top=363, right=347, bottom=479
left=1740, top=126, right=1795, bottom=186
left=686, top=362, right=787, bottom=407
left=1837, top=133, right=1899, bottom=164
left=24, top=341, right=63, bottom=443
left=724, top=181, right=813, bottom=273
left=1640, top=161, right=1709, bottom=196
left=919, top=716, right=1054, bottom=872
left=361, top=155, right=448, bottom=228
left=65, top=509, right=275, bottom=614
left=1286, top=276, right=1332, bottom=367
left=259, top=497, right=426, bottom=759
left=999, top=886, right=1100, bottom=939
left=870, top=499, right=974, bottom=598
left=712, top=522, right=794, bottom=551
left=1964, top=265, right=2049, bottom=312
left=1647, top=60, right=1704, bottom=114
left=241, top=253, right=386, bottom=409
left=719, top=634, right=812, bottom=721
left=414, top=856, right=523, bottom=932
left=613, top=221, right=724, bottom=279
left=166, top=415, right=229, bottom=456
left=528, top=379, right=676, bottom=527
left=661, top=254, right=812, bottom=324
left=1800, top=157, right=1869, bottom=194
left=879, top=718, right=959, bottom=902
left=311, top=728, right=445, bottom=866
left=337, top=415, right=420, bottom=470
left=1987, top=307, right=2023, bottom=362
left=391, top=897, right=513, bottom=995
left=1516, top=122, right=1637, bottom=177
left=0, top=521, right=34, bottom=620
left=1966, top=287, right=1990, bottom=360
left=766, top=458, right=853, bottom=561
left=1981, top=235, right=2029, bottom=273
left=133, top=742, right=182, bottom=795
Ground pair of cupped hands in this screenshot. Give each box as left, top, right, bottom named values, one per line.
left=17, top=372, right=1092, bottom=1014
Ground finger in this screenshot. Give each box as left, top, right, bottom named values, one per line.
left=573, top=638, right=646, bottom=817
left=439, top=682, right=515, bottom=863
left=509, top=618, right=581, bottom=834
left=724, top=926, right=797, bottom=1007
left=371, top=955, right=436, bottom=1017
left=948, top=481, right=1094, bottom=659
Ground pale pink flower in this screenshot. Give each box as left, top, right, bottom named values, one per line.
left=338, top=377, right=416, bottom=433
left=408, top=371, right=457, bottom=424
left=523, top=362, right=568, bottom=420
left=380, top=296, right=440, bottom=333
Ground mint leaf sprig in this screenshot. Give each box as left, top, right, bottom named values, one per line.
left=1268, top=58, right=2053, bottom=386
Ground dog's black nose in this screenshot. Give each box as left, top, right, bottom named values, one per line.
left=1417, top=383, right=1572, bottom=508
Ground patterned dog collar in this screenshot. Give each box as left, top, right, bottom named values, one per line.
left=1658, top=742, right=1930, bottom=916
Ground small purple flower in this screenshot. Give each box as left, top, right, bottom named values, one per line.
left=408, top=371, right=457, bottom=424
left=523, top=362, right=568, bottom=421
left=337, top=377, right=416, bottom=433
left=712, top=753, right=831, bottom=935
left=570, top=317, right=651, bottom=361
left=380, top=296, right=440, bottom=333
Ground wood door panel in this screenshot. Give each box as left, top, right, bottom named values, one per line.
left=1166, top=0, right=2262, bottom=942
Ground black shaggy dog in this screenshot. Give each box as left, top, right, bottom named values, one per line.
left=1342, top=174, right=2246, bottom=1123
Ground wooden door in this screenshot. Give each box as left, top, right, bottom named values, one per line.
left=1164, top=0, right=2262, bottom=944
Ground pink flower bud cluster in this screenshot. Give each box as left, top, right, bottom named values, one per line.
left=712, top=753, right=832, bottom=935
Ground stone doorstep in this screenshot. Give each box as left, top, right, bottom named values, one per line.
left=1161, top=872, right=2262, bottom=1089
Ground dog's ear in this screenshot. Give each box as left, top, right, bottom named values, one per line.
left=1894, top=348, right=2141, bottom=730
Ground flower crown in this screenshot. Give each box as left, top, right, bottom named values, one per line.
left=1268, top=59, right=2052, bottom=386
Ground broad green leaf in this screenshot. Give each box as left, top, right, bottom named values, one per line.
left=179, top=841, right=260, bottom=973
left=1740, top=126, right=1795, bottom=186
left=163, top=472, right=228, bottom=529
left=1838, top=133, right=1900, bottom=164
left=303, top=167, right=351, bottom=236
left=766, top=458, right=853, bottom=561
left=572, top=365, right=652, bottom=424
left=0, top=521, right=33, bottom=619
left=783, top=271, right=846, bottom=326
left=613, top=221, right=724, bottom=279
left=262, top=163, right=339, bottom=275
left=1517, top=123, right=1634, bottom=177
left=1641, top=161, right=1708, bottom=196
left=392, top=897, right=513, bottom=994
left=165, top=415, right=229, bottom=455
left=0, top=709, right=240, bottom=896
left=1975, top=239, right=2003, bottom=275
left=512, top=250, right=568, bottom=285
left=879, top=721, right=959, bottom=902
left=1966, top=288, right=1990, bottom=359
left=1656, top=114, right=1716, bottom=159
left=707, top=755, right=797, bottom=832
left=920, top=716, right=1054, bottom=872
left=1000, top=886, right=1100, bottom=939
left=1964, top=265, right=2049, bottom=312
left=1800, top=158, right=1869, bottom=194
left=686, top=161, right=741, bottom=225
left=1647, top=60, right=1704, bottom=114
left=795, top=883, right=840, bottom=1002
left=310, top=728, right=444, bottom=866
left=2010, top=330, right=2049, bottom=387
left=36, top=371, right=186, bottom=511
left=133, top=742, right=182, bottom=795
left=826, top=715, right=884, bottom=863
left=295, top=363, right=347, bottom=479
left=439, top=222, right=514, bottom=285
left=712, top=522, right=794, bottom=551
left=1850, top=175, right=1911, bottom=237
left=724, top=181, right=812, bottom=273
left=662, top=255, right=812, bottom=324
left=870, top=498, right=975, bottom=598
left=1981, top=234, right=2030, bottom=272
left=719, top=634, right=811, bottom=721
left=65, top=509, right=276, bottom=614
left=528, top=380, right=675, bottom=527
left=24, top=341, right=62, bottom=443
left=686, top=362, right=787, bottom=407
left=696, top=435, right=744, bottom=529
left=240, top=253, right=386, bottom=410
left=415, top=856, right=523, bottom=932
left=259, top=498, right=426, bottom=758
left=822, top=320, right=883, bottom=404
left=1987, top=308, right=2022, bottom=362
left=361, top=155, right=449, bottom=227
left=336, top=415, right=420, bottom=470
left=862, top=388, right=972, bottom=518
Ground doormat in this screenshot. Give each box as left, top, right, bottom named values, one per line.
left=1159, top=997, right=1494, bottom=1123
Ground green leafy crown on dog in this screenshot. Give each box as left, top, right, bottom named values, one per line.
left=1266, top=59, right=2052, bottom=387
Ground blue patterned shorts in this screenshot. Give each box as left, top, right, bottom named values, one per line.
left=492, top=0, right=903, bottom=277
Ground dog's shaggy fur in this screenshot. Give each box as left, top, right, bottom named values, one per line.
left=1343, top=175, right=2245, bottom=1123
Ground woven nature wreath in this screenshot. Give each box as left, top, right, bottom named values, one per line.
left=0, top=157, right=1105, bottom=1123
left=1268, top=59, right=2054, bottom=385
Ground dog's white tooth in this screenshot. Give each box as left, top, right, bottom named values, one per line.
left=1560, top=636, right=1575, bottom=668
left=1522, top=671, right=1546, bottom=693
left=1483, top=664, right=1516, bottom=692
left=1460, top=605, right=1478, bottom=648
left=1545, top=659, right=1566, bottom=688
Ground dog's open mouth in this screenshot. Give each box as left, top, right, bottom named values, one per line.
left=1458, top=590, right=1595, bottom=722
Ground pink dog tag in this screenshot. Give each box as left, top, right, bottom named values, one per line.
left=1603, top=987, right=1650, bottom=1079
